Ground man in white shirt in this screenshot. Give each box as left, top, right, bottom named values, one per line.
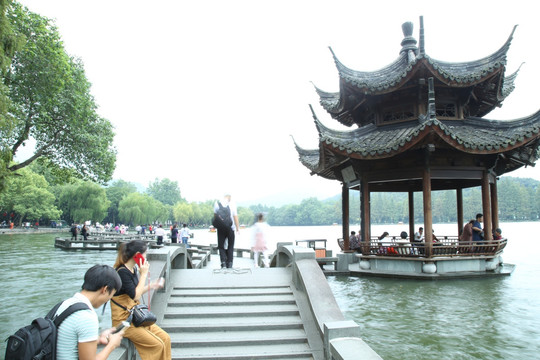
left=414, top=227, right=424, bottom=242
left=56, top=265, right=125, bottom=360
left=155, top=224, right=166, bottom=245
left=180, top=223, right=191, bottom=247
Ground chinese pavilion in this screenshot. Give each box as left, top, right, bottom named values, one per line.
left=294, top=17, right=540, bottom=276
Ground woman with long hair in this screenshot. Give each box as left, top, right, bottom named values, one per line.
left=111, top=240, right=171, bottom=360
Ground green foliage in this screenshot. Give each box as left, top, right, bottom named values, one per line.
left=238, top=207, right=254, bottom=226
left=0, top=167, right=60, bottom=225
left=118, top=192, right=168, bottom=226
left=173, top=202, right=194, bottom=225
left=192, top=201, right=214, bottom=226
left=1, top=3, right=116, bottom=190
left=0, top=0, right=24, bottom=193
left=54, top=181, right=110, bottom=224
left=105, top=180, right=137, bottom=224
left=146, top=178, right=183, bottom=206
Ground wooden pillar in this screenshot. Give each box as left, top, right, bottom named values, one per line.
left=456, top=188, right=463, bottom=236
left=408, top=191, right=414, bottom=240
left=481, top=170, right=492, bottom=241
left=342, top=183, right=350, bottom=250
left=423, top=167, right=433, bottom=257
left=491, top=181, right=499, bottom=231
left=361, top=177, right=370, bottom=252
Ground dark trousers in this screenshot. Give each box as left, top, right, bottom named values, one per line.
left=171, top=237, right=178, bottom=244
left=157, top=236, right=163, bottom=245
left=217, top=227, right=235, bottom=267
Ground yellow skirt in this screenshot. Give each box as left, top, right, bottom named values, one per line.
left=111, top=294, right=171, bottom=360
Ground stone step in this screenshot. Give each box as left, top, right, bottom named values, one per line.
left=171, top=333, right=308, bottom=347
left=168, top=293, right=295, bottom=306
left=170, top=343, right=314, bottom=360
left=171, top=286, right=291, bottom=296
left=168, top=328, right=308, bottom=342
left=161, top=315, right=304, bottom=328
left=165, top=304, right=299, bottom=318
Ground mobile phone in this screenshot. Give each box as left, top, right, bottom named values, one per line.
left=114, top=321, right=130, bottom=333
left=134, top=253, right=145, bottom=267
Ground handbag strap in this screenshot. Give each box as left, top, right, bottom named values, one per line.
left=111, top=298, right=134, bottom=323
left=111, top=298, right=128, bottom=311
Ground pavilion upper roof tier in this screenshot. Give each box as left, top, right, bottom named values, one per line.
left=315, top=17, right=519, bottom=128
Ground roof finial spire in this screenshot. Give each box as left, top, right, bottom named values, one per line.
left=419, top=16, right=425, bottom=56
left=400, top=21, right=418, bottom=56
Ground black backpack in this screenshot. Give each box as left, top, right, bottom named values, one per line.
left=212, top=202, right=232, bottom=232
left=5, top=301, right=89, bottom=360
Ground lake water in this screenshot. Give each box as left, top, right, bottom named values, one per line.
left=1, top=222, right=539, bottom=359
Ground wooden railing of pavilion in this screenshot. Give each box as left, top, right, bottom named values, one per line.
left=339, top=236, right=507, bottom=258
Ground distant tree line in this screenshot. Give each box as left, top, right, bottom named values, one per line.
left=251, top=177, right=540, bottom=225
left=1, top=161, right=539, bottom=228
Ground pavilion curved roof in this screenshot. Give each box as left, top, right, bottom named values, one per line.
left=316, top=25, right=518, bottom=122
left=295, top=111, right=540, bottom=178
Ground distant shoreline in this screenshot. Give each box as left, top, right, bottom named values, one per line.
left=0, top=228, right=66, bottom=235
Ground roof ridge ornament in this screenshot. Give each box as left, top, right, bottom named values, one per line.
left=400, top=21, right=418, bottom=58
left=419, top=16, right=425, bottom=56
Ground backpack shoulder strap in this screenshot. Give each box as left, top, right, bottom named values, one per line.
left=52, top=302, right=91, bottom=327
left=45, top=301, right=64, bottom=319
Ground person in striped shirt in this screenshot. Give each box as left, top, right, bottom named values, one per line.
left=55, top=265, right=125, bottom=360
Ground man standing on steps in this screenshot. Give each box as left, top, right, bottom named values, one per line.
left=214, top=194, right=240, bottom=268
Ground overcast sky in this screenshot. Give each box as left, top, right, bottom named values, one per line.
left=17, top=0, right=540, bottom=204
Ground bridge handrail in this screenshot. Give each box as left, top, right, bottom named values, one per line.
left=276, top=244, right=382, bottom=360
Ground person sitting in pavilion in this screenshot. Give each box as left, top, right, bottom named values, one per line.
left=349, top=231, right=361, bottom=252
left=395, top=231, right=412, bottom=255
left=459, top=220, right=475, bottom=253
left=472, top=213, right=484, bottom=252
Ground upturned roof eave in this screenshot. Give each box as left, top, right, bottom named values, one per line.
left=315, top=112, right=540, bottom=160
left=326, top=25, right=516, bottom=97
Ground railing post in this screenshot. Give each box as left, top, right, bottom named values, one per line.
left=324, top=321, right=363, bottom=360
left=292, top=247, right=315, bottom=290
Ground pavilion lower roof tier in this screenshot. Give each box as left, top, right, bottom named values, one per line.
left=316, top=24, right=518, bottom=128
left=295, top=112, right=540, bottom=188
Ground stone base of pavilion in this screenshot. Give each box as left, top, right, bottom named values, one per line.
left=324, top=253, right=515, bottom=279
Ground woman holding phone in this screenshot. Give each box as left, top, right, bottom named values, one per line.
left=111, top=240, right=170, bottom=360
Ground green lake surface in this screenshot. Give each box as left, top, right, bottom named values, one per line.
left=1, top=222, right=538, bottom=359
